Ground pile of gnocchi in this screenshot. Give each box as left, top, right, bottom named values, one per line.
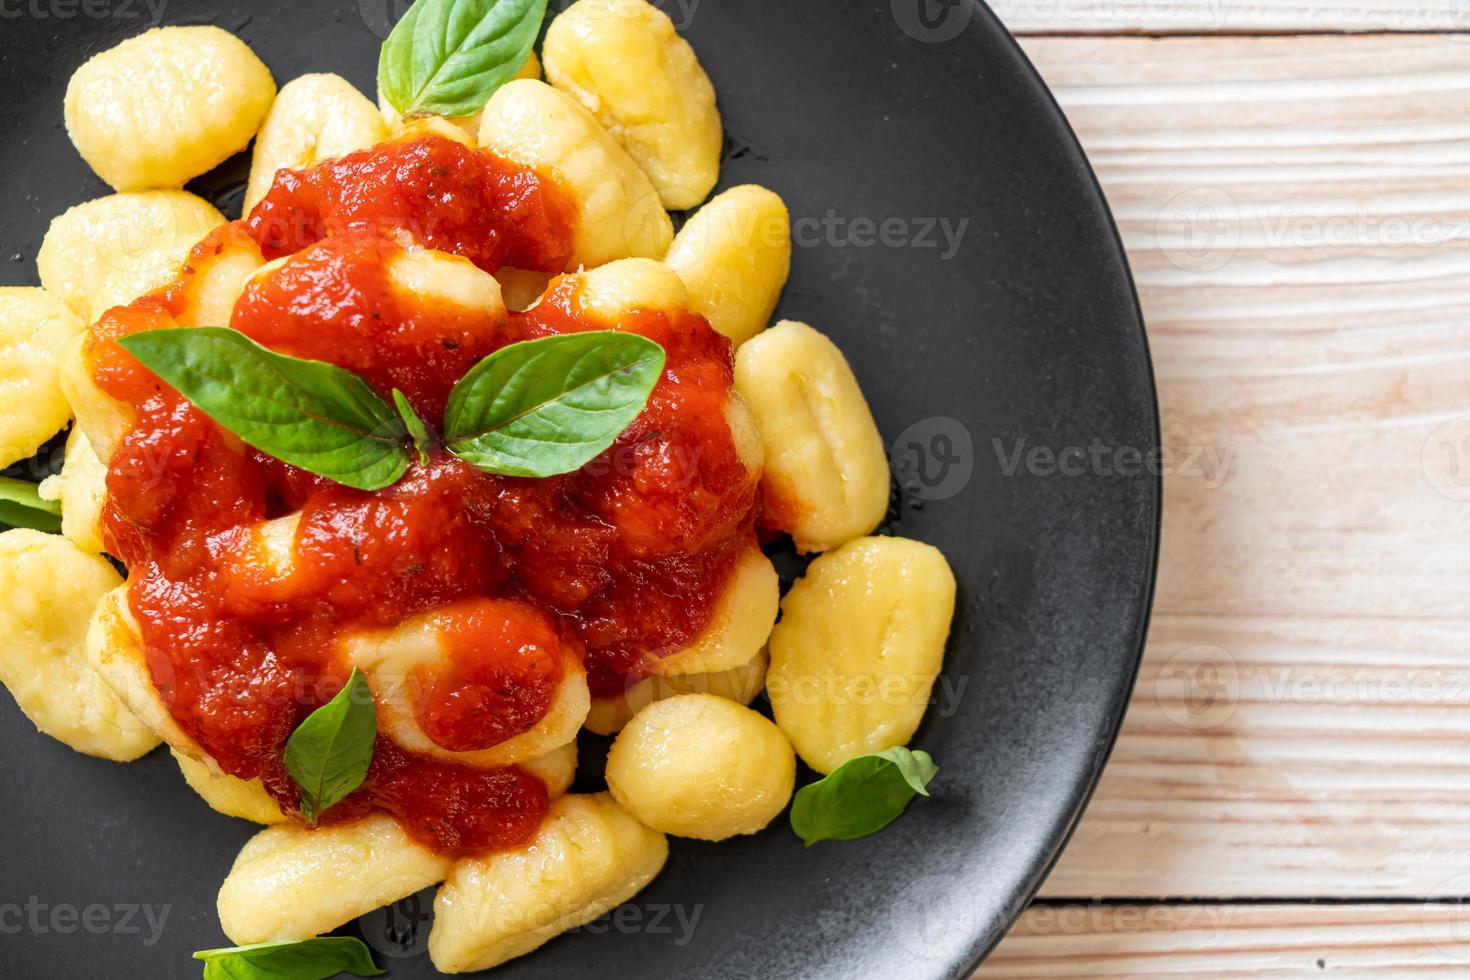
left=0, top=0, right=959, bottom=975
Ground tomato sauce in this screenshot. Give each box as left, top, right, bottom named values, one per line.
left=83, top=135, right=759, bottom=856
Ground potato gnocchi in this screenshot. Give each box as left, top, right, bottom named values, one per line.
left=0, top=288, right=85, bottom=468
left=430, top=794, right=668, bottom=973
left=38, top=190, right=226, bottom=325
left=665, top=184, right=792, bottom=347
left=174, top=749, right=286, bottom=825
left=735, top=320, right=891, bottom=553
left=768, top=536, right=956, bottom=773
left=543, top=0, right=722, bottom=209
left=478, top=79, right=673, bottom=268
left=1, top=2, right=965, bottom=973
left=343, top=602, right=590, bottom=768
left=585, top=648, right=766, bottom=736
left=0, top=531, right=158, bottom=760
left=65, top=26, right=276, bottom=191
left=607, top=693, right=796, bottom=840
left=38, top=427, right=108, bottom=554
left=218, top=813, right=452, bottom=945
left=245, top=73, right=390, bottom=213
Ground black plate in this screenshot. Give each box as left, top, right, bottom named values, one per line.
left=0, top=2, right=1157, bottom=977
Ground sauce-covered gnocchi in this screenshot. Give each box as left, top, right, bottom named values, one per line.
left=0, top=0, right=963, bottom=973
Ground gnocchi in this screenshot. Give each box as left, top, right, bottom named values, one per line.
left=654, top=546, right=779, bottom=677
left=520, top=740, right=578, bottom=799
left=218, top=813, right=451, bottom=945
left=344, top=600, right=590, bottom=768
left=0, top=288, right=85, bottom=467
left=0, top=530, right=158, bottom=761
left=665, top=185, right=792, bottom=346
left=174, top=230, right=267, bottom=327
left=64, top=26, right=276, bottom=191
left=173, top=749, right=286, bottom=825
left=543, top=0, right=722, bottom=209
left=606, top=693, right=796, bottom=841
left=37, top=426, right=108, bottom=554
left=86, top=584, right=204, bottom=758
left=60, top=333, right=133, bottom=469
left=585, top=648, right=767, bottom=736
left=572, top=256, right=689, bottom=318
left=767, top=536, right=956, bottom=773
left=245, top=73, right=391, bottom=213
left=478, top=79, right=673, bottom=268
left=38, top=190, right=226, bottom=325
left=0, top=8, right=968, bottom=970
left=735, top=320, right=890, bottom=553
left=430, top=794, right=668, bottom=973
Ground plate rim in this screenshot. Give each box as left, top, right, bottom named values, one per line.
left=950, top=2, right=1162, bottom=974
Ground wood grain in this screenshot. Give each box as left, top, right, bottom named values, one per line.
left=981, top=903, right=1470, bottom=976
left=996, top=0, right=1470, bottom=36
left=1010, top=33, right=1470, bottom=899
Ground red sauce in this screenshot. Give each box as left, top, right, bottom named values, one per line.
left=84, top=135, right=759, bottom=857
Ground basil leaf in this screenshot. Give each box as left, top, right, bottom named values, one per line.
left=443, top=332, right=665, bottom=478
left=283, top=668, right=377, bottom=823
left=117, top=327, right=410, bottom=492
left=790, top=747, right=939, bottom=847
left=0, top=477, right=62, bottom=533
left=194, top=937, right=383, bottom=980
left=393, top=389, right=433, bottom=466
left=378, top=0, right=549, bottom=118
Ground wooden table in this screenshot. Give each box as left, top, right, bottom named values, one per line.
left=972, top=3, right=1470, bottom=975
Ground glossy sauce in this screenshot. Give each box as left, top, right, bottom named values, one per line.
left=85, top=135, right=758, bottom=856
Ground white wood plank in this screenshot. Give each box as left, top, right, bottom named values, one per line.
left=995, top=0, right=1470, bottom=36
left=1011, top=34, right=1470, bottom=898
left=979, top=903, right=1470, bottom=976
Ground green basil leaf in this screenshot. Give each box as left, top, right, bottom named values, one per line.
left=378, top=0, right=549, bottom=119
left=117, top=327, right=410, bottom=492
left=0, top=476, right=62, bottom=533
left=194, top=937, right=383, bottom=980
left=790, top=747, right=939, bottom=847
left=283, top=668, right=377, bottom=823
left=443, top=332, right=665, bottom=478
left=393, top=388, right=433, bottom=466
